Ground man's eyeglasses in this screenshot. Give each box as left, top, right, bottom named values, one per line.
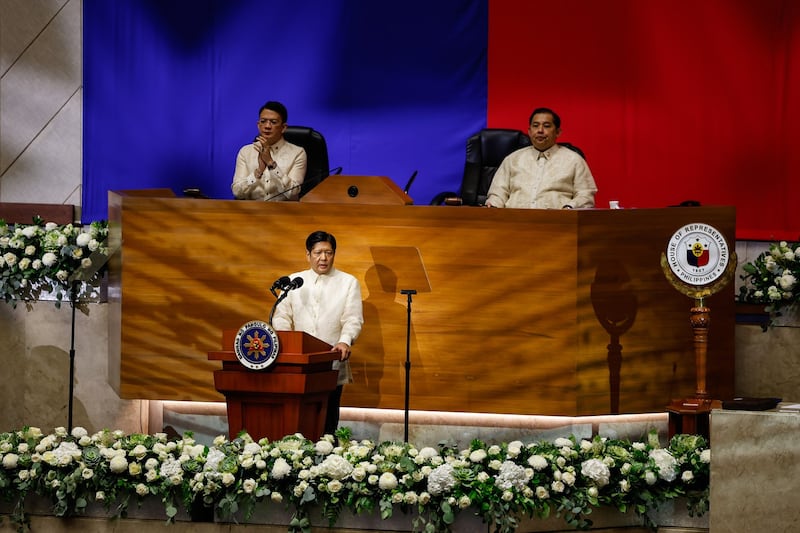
left=310, top=250, right=335, bottom=258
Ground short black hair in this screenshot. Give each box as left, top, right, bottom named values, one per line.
left=259, top=101, right=288, bottom=123
left=306, top=230, right=336, bottom=252
left=528, top=107, right=561, bottom=129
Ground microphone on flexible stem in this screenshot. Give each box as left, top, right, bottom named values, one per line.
left=269, top=276, right=291, bottom=298
left=268, top=276, right=304, bottom=327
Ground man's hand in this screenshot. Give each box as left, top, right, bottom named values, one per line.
left=253, top=135, right=274, bottom=178
left=332, top=342, right=351, bottom=361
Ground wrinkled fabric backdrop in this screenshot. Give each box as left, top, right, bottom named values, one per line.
left=84, top=0, right=800, bottom=240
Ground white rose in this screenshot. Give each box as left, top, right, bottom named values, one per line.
left=2, top=453, right=19, bottom=469
left=42, top=252, right=57, bottom=267
left=700, top=449, right=711, bottom=463
left=458, top=495, right=471, bottom=509
left=24, top=245, right=36, bottom=256
left=681, top=470, right=694, bottom=482
left=645, top=471, right=657, bottom=485
left=315, top=440, right=334, bottom=455
left=469, top=449, right=487, bottom=463
left=378, top=472, right=398, bottom=490
left=527, top=454, right=548, bottom=471
left=506, top=441, right=523, bottom=458
left=76, top=233, right=92, bottom=247
left=136, top=483, right=149, bottom=496
left=271, top=491, right=283, bottom=503
left=243, top=478, right=257, bottom=493
left=109, top=455, right=128, bottom=473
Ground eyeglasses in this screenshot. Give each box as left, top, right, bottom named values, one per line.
left=310, top=250, right=335, bottom=258
left=258, top=118, right=282, bottom=126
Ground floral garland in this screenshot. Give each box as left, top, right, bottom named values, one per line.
left=738, top=240, right=800, bottom=327
left=0, top=217, right=109, bottom=308
left=0, top=427, right=710, bottom=533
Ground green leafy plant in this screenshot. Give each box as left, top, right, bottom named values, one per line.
left=0, top=426, right=710, bottom=533
left=0, top=217, right=109, bottom=308
left=738, top=240, right=800, bottom=327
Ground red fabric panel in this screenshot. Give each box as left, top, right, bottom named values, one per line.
left=489, top=0, right=800, bottom=241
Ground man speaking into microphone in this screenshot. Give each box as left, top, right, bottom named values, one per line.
left=231, top=101, right=307, bottom=201
left=272, top=230, right=364, bottom=436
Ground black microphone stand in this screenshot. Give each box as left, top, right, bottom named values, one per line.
left=400, top=289, right=416, bottom=442
left=67, top=280, right=78, bottom=432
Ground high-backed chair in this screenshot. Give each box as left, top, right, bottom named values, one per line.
left=283, top=126, right=332, bottom=198
left=431, top=128, right=530, bottom=206
left=431, top=128, right=586, bottom=206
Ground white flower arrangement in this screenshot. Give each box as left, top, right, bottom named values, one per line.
left=0, top=427, right=711, bottom=533
left=738, top=240, right=800, bottom=327
left=0, top=217, right=109, bottom=308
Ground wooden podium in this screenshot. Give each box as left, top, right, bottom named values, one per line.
left=207, top=329, right=340, bottom=441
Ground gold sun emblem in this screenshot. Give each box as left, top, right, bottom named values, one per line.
left=244, top=331, right=268, bottom=360
left=691, top=241, right=705, bottom=257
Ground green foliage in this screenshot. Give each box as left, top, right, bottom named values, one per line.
left=0, top=427, right=710, bottom=532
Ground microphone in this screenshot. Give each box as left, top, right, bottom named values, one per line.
left=403, top=170, right=418, bottom=195
left=269, top=275, right=291, bottom=297
left=264, top=170, right=329, bottom=202
left=288, top=277, right=304, bottom=290
left=271, top=276, right=290, bottom=290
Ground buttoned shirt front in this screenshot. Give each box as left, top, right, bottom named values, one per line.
left=231, top=138, right=307, bottom=201
left=485, top=144, right=597, bottom=209
left=272, top=267, right=364, bottom=385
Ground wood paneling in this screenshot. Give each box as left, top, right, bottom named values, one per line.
left=108, top=191, right=735, bottom=416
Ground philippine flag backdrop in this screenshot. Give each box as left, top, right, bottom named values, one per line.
left=84, top=0, right=800, bottom=240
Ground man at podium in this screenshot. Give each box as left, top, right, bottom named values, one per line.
left=272, top=230, right=364, bottom=434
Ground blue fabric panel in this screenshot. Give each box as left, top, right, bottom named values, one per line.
left=83, top=0, right=487, bottom=221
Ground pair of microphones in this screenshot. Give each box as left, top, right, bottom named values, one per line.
left=269, top=275, right=303, bottom=298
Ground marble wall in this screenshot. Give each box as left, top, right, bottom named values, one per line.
left=710, top=409, right=800, bottom=532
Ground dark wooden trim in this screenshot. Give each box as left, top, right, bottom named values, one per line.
left=0, top=203, right=74, bottom=225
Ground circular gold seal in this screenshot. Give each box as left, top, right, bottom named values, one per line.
left=665, top=223, right=731, bottom=286
left=233, top=320, right=280, bottom=370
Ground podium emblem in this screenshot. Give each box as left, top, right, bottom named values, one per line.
left=233, top=321, right=280, bottom=370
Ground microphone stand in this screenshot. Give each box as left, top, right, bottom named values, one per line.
left=269, top=290, right=289, bottom=328
left=400, top=289, right=416, bottom=442
left=68, top=281, right=78, bottom=432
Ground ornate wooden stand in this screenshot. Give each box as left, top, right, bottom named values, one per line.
left=667, top=302, right=721, bottom=438
left=208, top=330, right=339, bottom=441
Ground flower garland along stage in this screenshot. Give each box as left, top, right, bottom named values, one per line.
left=738, top=240, right=800, bottom=328
left=0, top=427, right=710, bottom=533
left=0, top=217, right=109, bottom=308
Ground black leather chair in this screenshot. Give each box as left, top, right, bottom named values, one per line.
left=283, top=126, right=332, bottom=198
left=431, top=128, right=585, bottom=206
